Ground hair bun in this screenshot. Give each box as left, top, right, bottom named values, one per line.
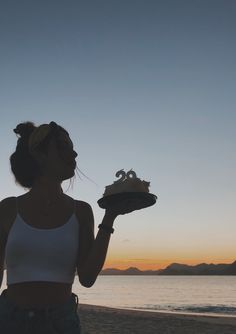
left=49, top=121, right=58, bottom=130
left=13, top=122, right=36, bottom=138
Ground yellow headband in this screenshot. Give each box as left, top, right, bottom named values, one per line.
left=28, top=124, right=51, bottom=151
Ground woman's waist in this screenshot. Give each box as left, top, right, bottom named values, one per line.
left=6, top=281, right=73, bottom=309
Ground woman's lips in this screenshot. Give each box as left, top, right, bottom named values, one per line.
left=71, top=161, right=76, bottom=169
left=68, top=160, right=76, bottom=169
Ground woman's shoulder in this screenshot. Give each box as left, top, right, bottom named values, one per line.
left=64, top=194, right=92, bottom=212
left=66, top=197, right=94, bottom=229
left=0, top=197, right=17, bottom=233
left=75, top=199, right=92, bottom=211
left=0, top=196, right=17, bottom=212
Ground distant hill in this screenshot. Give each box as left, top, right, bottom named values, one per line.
left=100, top=267, right=162, bottom=275
left=223, top=260, right=236, bottom=275
left=100, top=261, right=236, bottom=275
left=158, top=262, right=229, bottom=275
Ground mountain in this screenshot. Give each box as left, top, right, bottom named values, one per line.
left=100, top=267, right=162, bottom=275
left=224, top=260, right=236, bottom=275
left=100, top=261, right=236, bottom=275
left=158, top=262, right=229, bottom=275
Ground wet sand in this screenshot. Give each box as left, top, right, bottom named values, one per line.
left=78, top=303, right=236, bottom=334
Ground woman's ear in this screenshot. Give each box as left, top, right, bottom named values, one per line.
left=30, top=150, right=47, bottom=166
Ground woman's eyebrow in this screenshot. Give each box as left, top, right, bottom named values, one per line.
left=63, top=139, right=74, bottom=147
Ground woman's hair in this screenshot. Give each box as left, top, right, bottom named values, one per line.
left=10, top=121, right=69, bottom=188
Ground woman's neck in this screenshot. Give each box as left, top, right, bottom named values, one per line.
left=29, top=177, right=63, bottom=204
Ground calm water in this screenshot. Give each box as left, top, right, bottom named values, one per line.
left=1, top=273, right=236, bottom=317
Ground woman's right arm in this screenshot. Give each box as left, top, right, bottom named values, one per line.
left=0, top=198, right=11, bottom=289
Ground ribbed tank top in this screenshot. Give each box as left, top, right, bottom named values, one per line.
left=5, top=198, right=79, bottom=285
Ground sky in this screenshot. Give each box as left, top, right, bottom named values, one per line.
left=0, top=0, right=235, bottom=270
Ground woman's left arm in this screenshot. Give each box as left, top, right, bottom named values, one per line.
left=76, top=201, right=117, bottom=288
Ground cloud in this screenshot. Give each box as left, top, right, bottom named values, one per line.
left=122, top=239, right=131, bottom=243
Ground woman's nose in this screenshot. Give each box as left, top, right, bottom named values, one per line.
left=73, top=150, right=78, bottom=158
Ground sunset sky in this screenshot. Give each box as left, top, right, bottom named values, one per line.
left=0, top=1, right=235, bottom=270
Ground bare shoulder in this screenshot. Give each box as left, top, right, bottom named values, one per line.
left=74, top=200, right=94, bottom=230
left=74, top=200, right=93, bottom=212
left=0, top=196, right=17, bottom=209
left=0, top=197, right=17, bottom=221
left=0, top=197, right=17, bottom=238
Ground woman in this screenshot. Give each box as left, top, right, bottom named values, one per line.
left=0, top=121, right=135, bottom=333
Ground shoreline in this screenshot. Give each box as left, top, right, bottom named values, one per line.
left=108, top=305, right=236, bottom=318
left=78, top=303, right=236, bottom=334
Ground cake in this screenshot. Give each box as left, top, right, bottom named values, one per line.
left=103, top=169, right=150, bottom=197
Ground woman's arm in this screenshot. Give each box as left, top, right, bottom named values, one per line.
left=76, top=201, right=117, bottom=288
left=0, top=198, right=12, bottom=289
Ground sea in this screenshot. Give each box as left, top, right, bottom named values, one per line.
left=1, top=273, right=236, bottom=317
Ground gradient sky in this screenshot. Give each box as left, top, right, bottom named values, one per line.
left=0, top=0, right=235, bottom=270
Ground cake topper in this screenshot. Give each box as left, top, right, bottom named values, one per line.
left=114, top=169, right=138, bottom=183
left=127, top=169, right=137, bottom=179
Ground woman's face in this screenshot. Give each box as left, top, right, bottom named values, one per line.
left=43, top=131, right=78, bottom=181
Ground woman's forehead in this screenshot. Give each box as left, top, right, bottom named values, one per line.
left=58, top=131, right=72, bottom=143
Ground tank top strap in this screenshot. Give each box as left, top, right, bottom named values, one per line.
left=73, top=198, right=77, bottom=214
left=15, top=196, right=19, bottom=214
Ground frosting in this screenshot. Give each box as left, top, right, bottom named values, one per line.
left=103, top=169, right=150, bottom=196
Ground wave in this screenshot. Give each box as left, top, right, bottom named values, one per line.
left=126, top=304, right=236, bottom=316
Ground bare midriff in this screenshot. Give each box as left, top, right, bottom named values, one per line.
left=6, top=282, right=73, bottom=309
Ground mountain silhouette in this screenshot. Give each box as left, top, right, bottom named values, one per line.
left=224, top=260, right=236, bottom=275
left=101, top=267, right=161, bottom=275
left=158, top=262, right=229, bottom=275
left=100, top=261, right=236, bottom=275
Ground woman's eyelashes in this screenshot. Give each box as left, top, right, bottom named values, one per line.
left=58, top=141, right=77, bottom=162
left=58, top=140, right=73, bottom=151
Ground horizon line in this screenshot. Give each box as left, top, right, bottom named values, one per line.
left=103, top=260, right=235, bottom=271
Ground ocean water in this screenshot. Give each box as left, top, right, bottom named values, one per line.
left=1, top=273, right=236, bottom=317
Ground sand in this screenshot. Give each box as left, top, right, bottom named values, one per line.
left=78, top=304, right=236, bottom=334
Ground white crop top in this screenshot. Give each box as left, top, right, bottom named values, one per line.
left=5, top=198, right=79, bottom=285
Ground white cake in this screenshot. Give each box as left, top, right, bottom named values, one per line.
left=103, top=169, right=150, bottom=197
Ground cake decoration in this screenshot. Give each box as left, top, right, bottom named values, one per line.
left=103, top=169, right=150, bottom=197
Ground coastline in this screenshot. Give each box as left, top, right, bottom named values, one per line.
left=78, top=303, right=236, bottom=334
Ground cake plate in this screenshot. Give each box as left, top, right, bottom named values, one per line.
left=97, top=192, right=157, bottom=211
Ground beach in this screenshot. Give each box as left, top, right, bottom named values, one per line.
left=78, top=304, right=236, bottom=334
